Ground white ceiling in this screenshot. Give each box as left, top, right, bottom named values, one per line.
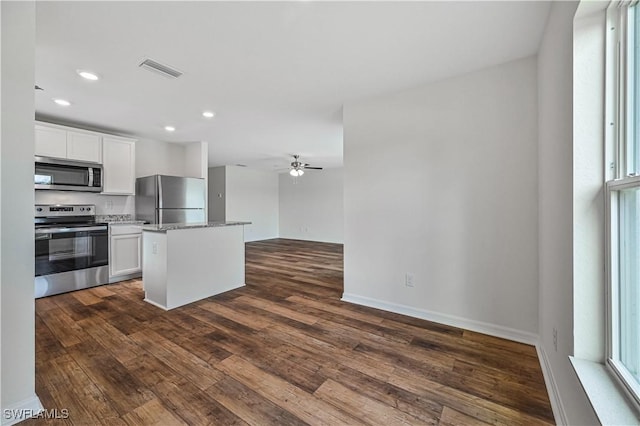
left=35, top=1, right=551, bottom=170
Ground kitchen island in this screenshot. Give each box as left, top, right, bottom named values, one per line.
left=142, top=221, right=250, bottom=310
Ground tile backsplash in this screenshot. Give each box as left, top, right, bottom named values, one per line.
left=34, top=191, right=134, bottom=215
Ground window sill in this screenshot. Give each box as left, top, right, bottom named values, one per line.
left=570, top=357, right=640, bottom=425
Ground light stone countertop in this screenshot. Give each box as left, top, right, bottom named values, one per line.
left=96, top=214, right=146, bottom=225
left=142, top=221, right=251, bottom=233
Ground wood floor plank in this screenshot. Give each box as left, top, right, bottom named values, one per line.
left=39, top=354, right=123, bottom=424
left=151, top=379, right=248, bottom=425
left=38, top=308, right=86, bottom=348
left=35, top=315, right=67, bottom=365
left=121, top=398, right=186, bottom=426
left=71, top=289, right=104, bottom=306
left=207, top=376, right=308, bottom=426
left=31, top=238, right=554, bottom=425
left=266, top=324, right=397, bottom=384
left=317, top=363, right=442, bottom=425
left=438, top=406, right=492, bottom=426
left=314, top=378, right=424, bottom=425
left=198, top=300, right=274, bottom=330
left=65, top=338, right=155, bottom=416
left=76, top=316, right=146, bottom=364
left=128, top=329, right=225, bottom=391
left=389, top=366, right=553, bottom=425
left=217, top=355, right=363, bottom=425
left=234, top=294, right=319, bottom=325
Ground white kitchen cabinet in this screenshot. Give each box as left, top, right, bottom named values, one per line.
left=67, top=131, right=102, bottom=163
left=35, top=125, right=67, bottom=158
left=109, top=225, right=142, bottom=279
left=35, top=123, right=102, bottom=163
left=102, top=137, right=136, bottom=195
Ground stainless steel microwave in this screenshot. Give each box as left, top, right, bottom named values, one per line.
left=35, top=156, right=103, bottom=192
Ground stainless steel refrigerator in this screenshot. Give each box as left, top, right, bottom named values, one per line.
left=135, top=175, right=206, bottom=224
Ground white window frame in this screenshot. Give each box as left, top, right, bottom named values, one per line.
left=606, top=0, right=640, bottom=410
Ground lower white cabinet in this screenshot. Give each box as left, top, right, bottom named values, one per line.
left=109, top=225, right=142, bottom=279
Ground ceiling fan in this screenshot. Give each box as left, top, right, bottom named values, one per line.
left=289, top=154, right=323, bottom=177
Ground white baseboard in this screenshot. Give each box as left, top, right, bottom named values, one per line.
left=537, top=344, right=568, bottom=425
left=340, top=292, right=538, bottom=345
left=2, top=395, right=43, bottom=426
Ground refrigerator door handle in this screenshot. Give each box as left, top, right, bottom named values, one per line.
left=157, top=175, right=163, bottom=209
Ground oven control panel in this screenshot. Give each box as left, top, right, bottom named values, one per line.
left=35, top=204, right=95, bottom=217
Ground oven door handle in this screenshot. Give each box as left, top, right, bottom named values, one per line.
left=35, top=226, right=108, bottom=234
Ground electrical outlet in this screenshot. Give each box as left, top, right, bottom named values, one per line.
left=553, top=327, right=558, bottom=352
left=152, top=242, right=158, bottom=254
left=405, top=273, right=414, bottom=287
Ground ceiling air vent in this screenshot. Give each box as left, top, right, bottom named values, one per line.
left=138, top=58, right=183, bottom=79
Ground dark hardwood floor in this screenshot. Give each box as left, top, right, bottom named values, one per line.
left=27, top=238, right=554, bottom=425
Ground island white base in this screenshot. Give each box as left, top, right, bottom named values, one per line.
left=142, top=225, right=245, bottom=310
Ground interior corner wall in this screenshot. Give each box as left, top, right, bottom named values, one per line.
left=207, top=166, right=226, bottom=221
left=537, top=1, right=598, bottom=424
left=184, top=142, right=207, bottom=179
left=342, top=55, right=539, bottom=340
left=279, top=168, right=344, bottom=243
left=135, top=139, right=186, bottom=178
left=225, top=166, right=279, bottom=242
left=1, top=0, right=42, bottom=420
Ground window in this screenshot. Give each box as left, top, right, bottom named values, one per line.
left=608, top=1, right=640, bottom=407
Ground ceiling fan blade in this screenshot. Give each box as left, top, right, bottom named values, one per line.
left=304, top=166, right=323, bottom=170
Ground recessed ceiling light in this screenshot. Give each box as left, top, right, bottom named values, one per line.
left=77, top=70, right=99, bottom=81
left=164, top=126, right=175, bottom=132
left=202, top=111, right=215, bottom=119
left=53, top=99, right=71, bottom=106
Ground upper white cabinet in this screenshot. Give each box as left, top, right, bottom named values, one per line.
left=35, top=121, right=137, bottom=196
left=102, top=136, right=136, bottom=195
left=35, top=125, right=67, bottom=158
left=35, top=122, right=102, bottom=163
left=67, top=131, right=102, bottom=163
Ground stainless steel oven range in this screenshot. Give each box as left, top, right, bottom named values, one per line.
left=35, top=204, right=109, bottom=298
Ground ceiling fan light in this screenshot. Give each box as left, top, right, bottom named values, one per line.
left=290, top=169, right=298, bottom=177
left=298, top=169, right=304, bottom=176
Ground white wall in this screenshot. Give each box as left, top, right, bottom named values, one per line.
left=208, top=166, right=226, bottom=221
left=1, top=0, right=43, bottom=420
left=537, top=2, right=599, bottom=424
left=135, top=138, right=185, bottom=178
left=342, top=56, right=539, bottom=340
left=279, top=168, right=344, bottom=243
left=225, top=166, right=279, bottom=242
